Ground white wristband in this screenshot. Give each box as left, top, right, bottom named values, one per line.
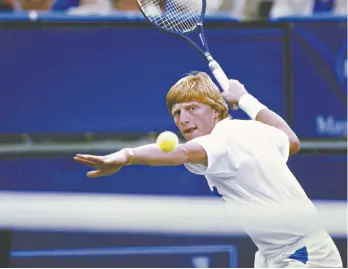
left=239, top=94, right=267, bottom=120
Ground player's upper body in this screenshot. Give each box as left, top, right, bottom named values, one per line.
left=74, top=72, right=318, bottom=258
left=166, top=72, right=318, bottom=257
left=184, top=117, right=317, bottom=257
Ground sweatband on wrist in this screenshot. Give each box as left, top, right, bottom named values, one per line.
left=239, top=94, right=268, bottom=120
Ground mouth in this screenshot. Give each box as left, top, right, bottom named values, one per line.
left=183, top=127, right=197, bottom=135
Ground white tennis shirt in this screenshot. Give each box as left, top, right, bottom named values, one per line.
left=185, top=118, right=318, bottom=257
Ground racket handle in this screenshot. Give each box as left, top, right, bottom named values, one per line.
left=208, top=60, right=239, bottom=111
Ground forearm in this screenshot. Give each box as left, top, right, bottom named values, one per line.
left=255, top=109, right=295, bottom=139
left=128, top=141, right=207, bottom=166
left=256, top=109, right=300, bottom=153
left=239, top=94, right=300, bottom=154
left=130, top=144, right=188, bottom=166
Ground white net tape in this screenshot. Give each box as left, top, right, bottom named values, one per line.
left=138, top=0, right=203, bottom=33
left=0, top=191, right=346, bottom=237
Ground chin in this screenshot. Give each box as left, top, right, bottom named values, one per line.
left=185, top=132, right=202, bottom=141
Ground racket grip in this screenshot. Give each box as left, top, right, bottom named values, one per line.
left=209, top=60, right=239, bottom=111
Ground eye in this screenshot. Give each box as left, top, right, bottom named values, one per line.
left=173, top=110, right=180, bottom=116
left=189, top=106, right=197, bottom=111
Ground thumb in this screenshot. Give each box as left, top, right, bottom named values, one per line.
left=221, top=91, right=235, bottom=102
left=87, top=170, right=104, bottom=178
left=221, top=92, right=229, bottom=99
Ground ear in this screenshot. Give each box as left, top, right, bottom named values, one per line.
left=213, top=109, right=220, bottom=120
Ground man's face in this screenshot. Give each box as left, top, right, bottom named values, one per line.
left=172, top=101, right=219, bottom=141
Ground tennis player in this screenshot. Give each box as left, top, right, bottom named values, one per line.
left=74, top=72, right=342, bottom=268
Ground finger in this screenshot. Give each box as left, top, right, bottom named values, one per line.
left=221, top=92, right=234, bottom=101
left=75, top=154, right=88, bottom=158
left=76, top=154, right=102, bottom=159
left=221, top=92, right=228, bottom=98
left=76, top=154, right=104, bottom=164
left=221, top=92, right=238, bottom=108
left=87, top=170, right=104, bottom=178
left=74, top=157, right=97, bottom=168
left=229, top=79, right=243, bottom=86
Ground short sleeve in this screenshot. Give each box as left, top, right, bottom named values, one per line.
left=184, top=134, right=228, bottom=175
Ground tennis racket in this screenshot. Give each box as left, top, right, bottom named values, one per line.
left=137, top=0, right=238, bottom=110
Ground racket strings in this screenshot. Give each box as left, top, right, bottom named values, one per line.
left=142, top=0, right=196, bottom=31
left=165, top=0, right=200, bottom=30
left=165, top=0, right=200, bottom=31
left=139, top=0, right=202, bottom=33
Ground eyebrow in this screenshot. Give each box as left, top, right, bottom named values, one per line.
left=172, top=103, right=198, bottom=115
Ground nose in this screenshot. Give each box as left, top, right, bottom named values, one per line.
left=179, top=110, right=191, bottom=126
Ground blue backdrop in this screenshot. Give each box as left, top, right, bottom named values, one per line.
left=0, top=21, right=286, bottom=133
left=288, top=18, right=347, bottom=138
left=0, top=17, right=346, bottom=137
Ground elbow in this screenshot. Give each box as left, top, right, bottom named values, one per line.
left=289, top=137, right=300, bottom=155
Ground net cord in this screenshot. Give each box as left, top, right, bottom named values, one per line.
left=0, top=191, right=346, bottom=237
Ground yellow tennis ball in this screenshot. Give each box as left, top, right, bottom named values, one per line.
left=156, top=131, right=179, bottom=153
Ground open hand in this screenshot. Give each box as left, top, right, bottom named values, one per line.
left=74, top=150, right=128, bottom=178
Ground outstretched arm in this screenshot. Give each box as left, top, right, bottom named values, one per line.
left=74, top=141, right=207, bottom=178
left=130, top=142, right=207, bottom=166
left=222, top=80, right=300, bottom=155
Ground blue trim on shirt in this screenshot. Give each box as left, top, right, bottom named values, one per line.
left=212, top=186, right=223, bottom=198
left=289, top=246, right=308, bottom=264
left=313, top=0, right=334, bottom=13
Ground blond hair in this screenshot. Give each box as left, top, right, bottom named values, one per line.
left=166, top=72, right=229, bottom=120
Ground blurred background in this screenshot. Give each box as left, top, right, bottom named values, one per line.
left=0, top=0, right=346, bottom=268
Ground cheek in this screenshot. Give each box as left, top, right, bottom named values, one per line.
left=173, top=118, right=181, bottom=127
left=196, top=116, right=214, bottom=130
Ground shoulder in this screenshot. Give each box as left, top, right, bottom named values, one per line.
left=216, top=118, right=278, bottom=132
left=212, top=118, right=257, bottom=136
